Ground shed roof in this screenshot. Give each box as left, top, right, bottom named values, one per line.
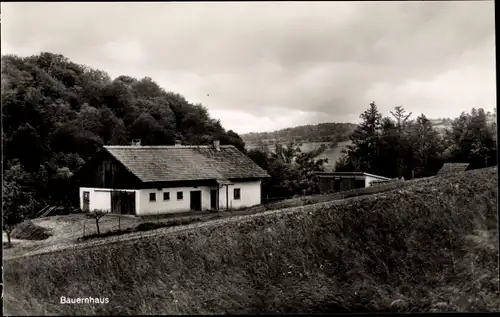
left=103, top=145, right=270, bottom=183
left=436, top=163, right=469, bottom=176
left=315, top=171, right=391, bottom=181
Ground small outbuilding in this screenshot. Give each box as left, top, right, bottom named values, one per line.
left=315, top=172, right=391, bottom=194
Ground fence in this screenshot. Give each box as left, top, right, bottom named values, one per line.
left=258, top=180, right=407, bottom=212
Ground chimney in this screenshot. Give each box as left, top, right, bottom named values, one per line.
left=131, top=139, right=141, bottom=146
left=213, top=139, right=220, bottom=151
left=174, top=140, right=182, bottom=147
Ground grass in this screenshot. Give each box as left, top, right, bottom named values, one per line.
left=4, top=180, right=404, bottom=255
left=11, top=220, right=53, bottom=240
left=4, top=167, right=499, bottom=314
left=78, top=217, right=208, bottom=241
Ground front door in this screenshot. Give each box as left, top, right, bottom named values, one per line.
left=83, top=191, right=90, bottom=212
left=190, top=190, right=202, bottom=211
left=210, top=189, right=217, bottom=210
left=111, top=191, right=136, bottom=215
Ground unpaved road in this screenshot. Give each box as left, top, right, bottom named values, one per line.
left=3, top=195, right=378, bottom=262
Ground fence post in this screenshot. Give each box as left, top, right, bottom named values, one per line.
left=83, top=220, right=85, bottom=238
left=118, top=216, right=121, bottom=231
left=157, top=211, right=160, bottom=224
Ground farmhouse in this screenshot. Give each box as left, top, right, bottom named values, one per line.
left=315, top=172, right=392, bottom=194
left=73, top=140, right=270, bottom=216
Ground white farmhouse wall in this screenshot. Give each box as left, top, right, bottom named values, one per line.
left=365, top=176, right=391, bottom=187
left=365, top=176, right=377, bottom=188
left=137, top=180, right=262, bottom=215
left=80, top=180, right=263, bottom=216
left=138, top=186, right=213, bottom=216
left=218, top=180, right=261, bottom=210
left=79, top=187, right=139, bottom=214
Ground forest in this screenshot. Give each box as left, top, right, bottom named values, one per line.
left=335, top=103, right=497, bottom=179
left=2, top=52, right=498, bottom=232
left=2, top=52, right=246, bottom=223
left=241, top=122, right=356, bottom=144
left=246, top=103, right=497, bottom=201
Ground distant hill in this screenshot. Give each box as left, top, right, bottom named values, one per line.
left=428, top=118, right=453, bottom=135
left=428, top=112, right=496, bottom=131
left=241, top=122, right=357, bottom=145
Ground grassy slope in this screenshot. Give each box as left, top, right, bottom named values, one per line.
left=4, top=167, right=499, bottom=314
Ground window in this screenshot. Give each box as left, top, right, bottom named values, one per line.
left=149, top=193, right=156, bottom=202
left=163, top=192, right=170, bottom=201
left=355, top=179, right=365, bottom=189
left=177, top=191, right=183, bottom=200
left=234, top=188, right=241, bottom=200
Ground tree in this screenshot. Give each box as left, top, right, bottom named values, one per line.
left=6, top=123, right=47, bottom=172
left=467, top=108, right=496, bottom=168
left=335, top=105, right=447, bottom=179
left=3, top=162, right=33, bottom=247
left=390, top=106, right=412, bottom=178
left=247, top=148, right=270, bottom=170
left=87, top=209, right=107, bottom=235
left=444, top=108, right=496, bottom=169
left=407, top=114, right=444, bottom=177
left=98, top=107, right=128, bottom=145
left=2, top=52, right=251, bottom=216
left=223, top=130, right=247, bottom=153
left=130, top=112, right=169, bottom=145
left=248, top=141, right=327, bottom=200
left=335, top=102, right=383, bottom=174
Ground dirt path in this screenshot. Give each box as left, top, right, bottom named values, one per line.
left=4, top=195, right=375, bottom=262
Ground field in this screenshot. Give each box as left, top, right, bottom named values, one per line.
left=3, top=167, right=499, bottom=314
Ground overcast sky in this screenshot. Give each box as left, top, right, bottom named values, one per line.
left=1, top=2, right=496, bottom=134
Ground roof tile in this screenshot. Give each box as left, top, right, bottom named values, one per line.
left=436, top=163, right=469, bottom=176
left=103, top=145, right=270, bottom=183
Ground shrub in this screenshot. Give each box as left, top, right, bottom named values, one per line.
left=86, top=209, right=108, bottom=235
left=11, top=220, right=52, bottom=240
left=135, top=222, right=167, bottom=231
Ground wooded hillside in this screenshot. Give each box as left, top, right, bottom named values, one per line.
left=241, top=122, right=356, bottom=145
left=2, top=52, right=246, bottom=212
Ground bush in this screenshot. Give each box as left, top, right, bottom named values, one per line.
left=135, top=222, right=167, bottom=231
left=11, top=220, right=52, bottom=240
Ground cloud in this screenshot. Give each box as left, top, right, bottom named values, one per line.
left=1, top=1, right=495, bottom=133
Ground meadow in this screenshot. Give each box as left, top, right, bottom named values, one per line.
left=4, top=167, right=498, bottom=314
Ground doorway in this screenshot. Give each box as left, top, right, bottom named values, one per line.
left=83, top=191, right=90, bottom=212
left=210, top=189, right=217, bottom=210
left=190, top=190, right=202, bottom=211
left=111, top=191, right=136, bottom=215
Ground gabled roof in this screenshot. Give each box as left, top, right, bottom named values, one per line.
left=436, top=163, right=469, bottom=176
left=315, top=171, right=391, bottom=181
left=103, top=145, right=270, bottom=183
